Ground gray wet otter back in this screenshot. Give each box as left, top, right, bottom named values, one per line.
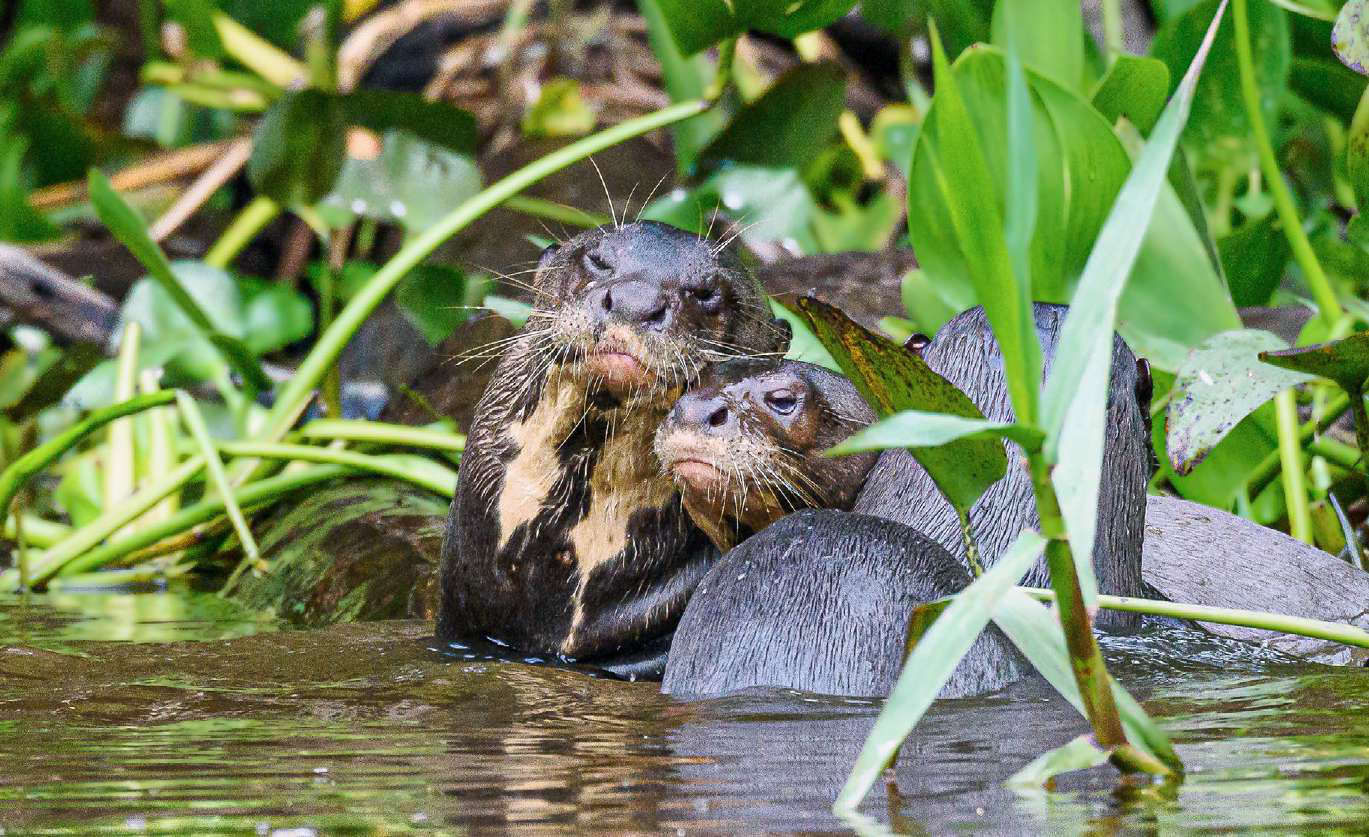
left=663, top=509, right=1027, bottom=698
left=854, top=303, right=1149, bottom=630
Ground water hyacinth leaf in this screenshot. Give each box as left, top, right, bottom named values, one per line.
left=795, top=296, right=1006, bottom=511
left=772, top=299, right=839, bottom=371
left=638, top=0, right=725, bottom=170
left=651, top=0, right=735, bottom=54
left=1091, top=54, right=1171, bottom=133
left=248, top=89, right=347, bottom=207
left=340, top=90, right=477, bottom=154
left=990, top=0, right=1084, bottom=91
left=326, top=131, right=482, bottom=234
left=87, top=170, right=270, bottom=392
left=521, top=78, right=597, bottom=138
left=163, top=0, right=225, bottom=58
left=1042, top=0, right=1228, bottom=604
left=830, top=411, right=1043, bottom=456
left=834, top=530, right=1047, bottom=811
left=1260, top=332, right=1369, bottom=393
left=1007, top=734, right=1111, bottom=789
left=992, top=589, right=1180, bottom=771
left=652, top=0, right=856, bottom=54
left=1218, top=212, right=1290, bottom=306
left=1167, top=329, right=1314, bottom=475
left=922, top=27, right=1043, bottom=426
left=1348, top=86, right=1369, bottom=209
left=1334, top=0, right=1369, bottom=74
left=698, top=63, right=846, bottom=173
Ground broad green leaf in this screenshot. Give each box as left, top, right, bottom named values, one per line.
left=1334, top=0, right=1369, bottom=74
left=1260, top=332, right=1369, bottom=393
left=520, top=78, right=596, bottom=138
left=1042, top=0, right=1228, bottom=608
left=1007, top=734, right=1111, bottom=789
left=340, top=90, right=477, bottom=154
left=1167, top=329, right=1314, bottom=474
left=326, top=131, right=482, bottom=235
left=652, top=0, right=735, bottom=54
left=163, top=0, right=226, bottom=58
left=772, top=299, right=839, bottom=371
left=1218, top=213, right=1291, bottom=306
left=248, top=89, right=347, bottom=207
left=395, top=265, right=489, bottom=346
left=1349, top=85, right=1369, bottom=209
left=834, top=530, right=1047, bottom=812
left=1003, top=51, right=1037, bottom=310
left=992, top=589, right=1180, bottom=771
left=638, top=0, right=725, bottom=170
left=642, top=165, right=823, bottom=254
left=1090, top=54, right=1171, bottom=133
left=651, top=0, right=856, bottom=54
left=830, top=411, right=1043, bottom=456
left=1151, top=0, right=1289, bottom=152
left=749, top=0, right=858, bottom=37
left=990, top=0, right=1084, bottom=90
left=698, top=63, right=846, bottom=173
left=242, top=283, right=314, bottom=355
left=795, top=296, right=1006, bottom=512
left=87, top=170, right=270, bottom=391
left=0, top=132, right=60, bottom=242
left=923, top=0, right=994, bottom=55
left=923, top=26, right=1042, bottom=426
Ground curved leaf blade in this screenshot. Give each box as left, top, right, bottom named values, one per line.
left=830, top=411, right=1043, bottom=456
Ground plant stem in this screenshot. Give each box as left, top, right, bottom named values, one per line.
left=297, top=419, right=465, bottom=452
left=1022, top=588, right=1369, bottom=649
left=1350, top=387, right=1369, bottom=481
left=0, top=391, right=177, bottom=528
left=204, top=196, right=281, bottom=269
left=1232, top=0, right=1342, bottom=327
left=1247, top=390, right=1350, bottom=494
left=217, top=442, right=456, bottom=497
left=1101, top=0, right=1125, bottom=64
left=705, top=38, right=737, bottom=102
left=57, top=465, right=351, bottom=580
left=2, top=514, right=68, bottom=549
left=259, top=99, right=710, bottom=442
left=176, top=392, right=261, bottom=567
left=1274, top=388, right=1314, bottom=543
left=502, top=195, right=610, bottom=229
left=212, top=12, right=307, bottom=88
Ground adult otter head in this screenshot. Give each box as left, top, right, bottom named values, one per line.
left=530, top=220, right=788, bottom=401
left=654, top=358, right=878, bottom=551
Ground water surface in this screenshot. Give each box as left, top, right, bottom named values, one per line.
left=3, top=589, right=1369, bottom=834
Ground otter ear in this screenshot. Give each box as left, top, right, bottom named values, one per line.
left=537, top=241, right=561, bottom=270
left=771, top=317, right=792, bottom=353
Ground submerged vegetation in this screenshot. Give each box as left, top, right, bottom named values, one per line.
left=6, top=0, right=1369, bottom=816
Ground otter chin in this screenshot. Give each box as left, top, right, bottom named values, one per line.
left=654, top=357, right=878, bottom=552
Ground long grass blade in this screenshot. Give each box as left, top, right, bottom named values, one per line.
left=175, top=391, right=260, bottom=570
left=105, top=322, right=141, bottom=523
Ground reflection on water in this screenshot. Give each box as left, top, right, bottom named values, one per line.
left=3, top=591, right=1369, bottom=834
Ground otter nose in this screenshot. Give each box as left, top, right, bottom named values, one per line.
left=593, top=279, right=672, bottom=332
left=670, top=394, right=734, bottom=435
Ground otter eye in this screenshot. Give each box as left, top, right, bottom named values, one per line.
left=689, top=285, right=722, bottom=312
left=583, top=250, right=613, bottom=276
left=764, top=389, right=798, bottom=415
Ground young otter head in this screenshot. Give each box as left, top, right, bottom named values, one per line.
left=654, top=358, right=878, bottom=551
left=531, top=220, right=788, bottom=400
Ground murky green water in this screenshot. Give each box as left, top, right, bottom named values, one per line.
left=3, top=589, right=1369, bottom=834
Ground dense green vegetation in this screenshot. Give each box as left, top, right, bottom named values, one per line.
left=5, top=0, right=1369, bottom=806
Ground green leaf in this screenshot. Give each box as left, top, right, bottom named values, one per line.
left=1218, top=213, right=1291, bottom=306
left=520, top=78, right=596, bottom=138
left=1260, top=332, right=1369, bottom=393
left=922, top=26, right=1043, bottom=426
left=834, top=530, right=1047, bottom=812
left=242, top=283, right=314, bottom=355
left=642, top=165, right=823, bottom=254
left=830, top=411, right=1044, bottom=456
left=1334, top=0, right=1369, bottom=74
left=395, top=265, right=489, bottom=346
left=649, top=0, right=857, bottom=55
left=1090, top=54, right=1171, bottom=133
left=638, top=0, right=725, bottom=170
left=990, top=0, right=1084, bottom=90
left=749, top=0, right=858, bottom=38
left=771, top=299, right=839, bottom=371
left=698, top=62, right=846, bottom=173
left=1349, top=85, right=1369, bottom=209
left=795, top=296, right=1006, bottom=512
left=247, top=89, right=347, bottom=207
left=1151, top=0, right=1289, bottom=152
left=1007, top=734, right=1111, bottom=789
left=1041, top=0, right=1227, bottom=607
left=1166, top=329, right=1314, bottom=475
left=163, top=0, right=226, bottom=58
left=340, top=90, right=477, bottom=154
left=922, top=0, right=993, bottom=55
left=1003, top=51, right=1037, bottom=307
left=652, top=0, right=737, bottom=54
left=992, top=589, right=1181, bottom=772
left=326, top=131, right=482, bottom=235
left=87, top=169, right=269, bottom=391
left=0, top=133, right=60, bottom=242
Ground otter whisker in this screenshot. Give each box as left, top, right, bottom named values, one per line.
left=588, top=156, right=619, bottom=229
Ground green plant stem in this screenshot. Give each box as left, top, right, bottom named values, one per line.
left=3, top=514, right=68, bottom=549
left=259, top=99, right=711, bottom=442
left=1101, top=0, right=1125, bottom=63
left=212, top=12, right=307, bottom=88
left=1274, top=388, right=1314, bottom=542
left=1350, top=387, right=1369, bottom=479
left=56, top=465, right=351, bottom=580
left=705, top=38, right=737, bottom=101
left=176, top=392, right=261, bottom=566
left=1248, top=390, right=1350, bottom=494
left=217, top=442, right=456, bottom=497
left=502, top=195, right=610, bottom=229
left=136, top=0, right=160, bottom=60
left=297, top=419, right=465, bottom=452
left=0, top=456, right=205, bottom=591
left=1309, top=436, right=1361, bottom=471
left=0, top=391, right=177, bottom=528
left=1022, top=588, right=1369, bottom=649
left=1233, top=0, right=1342, bottom=327
left=204, top=196, right=281, bottom=269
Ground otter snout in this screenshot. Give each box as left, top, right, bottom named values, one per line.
left=589, top=278, right=673, bottom=334
left=666, top=392, right=735, bottom=436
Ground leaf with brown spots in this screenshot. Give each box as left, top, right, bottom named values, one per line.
left=795, top=295, right=1006, bottom=512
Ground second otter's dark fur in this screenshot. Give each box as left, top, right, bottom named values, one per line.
left=437, top=221, right=788, bottom=669
left=854, top=303, right=1150, bottom=630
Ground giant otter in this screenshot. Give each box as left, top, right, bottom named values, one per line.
left=853, top=303, right=1149, bottom=631
left=437, top=220, right=788, bottom=674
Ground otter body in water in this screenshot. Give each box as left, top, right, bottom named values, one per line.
left=854, top=303, right=1149, bottom=630
left=656, top=357, right=1025, bottom=697
left=437, top=221, right=786, bottom=671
